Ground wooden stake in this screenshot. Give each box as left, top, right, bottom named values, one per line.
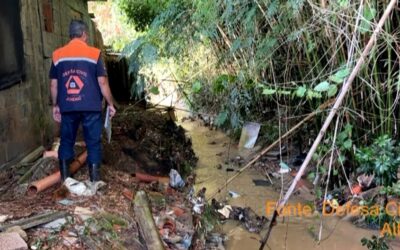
left=259, top=1, right=398, bottom=248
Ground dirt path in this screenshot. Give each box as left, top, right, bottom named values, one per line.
left=181, top=119, right=376, bottom=250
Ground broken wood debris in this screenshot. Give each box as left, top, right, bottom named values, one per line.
left=19, top=146, right=45, bottom=165
left=134, top=191, right=165, bottom=250
left=0, top=211, right=68, bottom=232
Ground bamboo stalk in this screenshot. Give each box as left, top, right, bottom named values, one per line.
left=259, top=1, right=398, bottom=249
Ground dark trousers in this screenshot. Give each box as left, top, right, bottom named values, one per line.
left=58, top=111, right=103, bottom=165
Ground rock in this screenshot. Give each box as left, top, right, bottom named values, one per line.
left=5, top=226, right=28, bottom=241
left=74, top=207, right=94, bottom=221
left=42, top=218, right=67, bottom=230
left=0, top=215, right=9, bottom=223
left=0, top=232, right=28, bottom=250
left=63, top=236, right=78, bottom=247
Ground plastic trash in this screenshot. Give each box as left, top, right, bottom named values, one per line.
left=228, top=190, right=240, bottom=198
left=182, top=233, right=193, bottom=249
left=238, top=122, right=261, bottom=149
left=58, top=199, right=74, bottom=206
left=169, top=169, right=185, bottom=188
left=104, top=106, right=112, bottom=143
left=217, top=205, right=233, bottom=218
left=278, top=162, right=290, bottom=174
left=64, top=177, right=106, bottom=196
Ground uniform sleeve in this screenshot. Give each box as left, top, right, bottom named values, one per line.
left=49, top=62, right=57, bottom=79
left=96, top=55, right=107, bottom=77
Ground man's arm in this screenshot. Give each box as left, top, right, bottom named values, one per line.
left=50, top=79, right=57, bottom=106
left=50, top=79, right=61, bottom=122
left=98, top=76, right=116, bottom=117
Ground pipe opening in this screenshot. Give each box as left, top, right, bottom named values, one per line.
left=27, top=186, right=38, bottom=196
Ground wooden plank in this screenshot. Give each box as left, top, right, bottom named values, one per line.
left=133, top=191, right=165, bottom=250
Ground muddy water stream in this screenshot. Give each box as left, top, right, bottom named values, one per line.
left=180, top=120, right=376, bottom=250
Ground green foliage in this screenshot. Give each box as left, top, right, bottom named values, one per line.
left=115, top=0, right=400, bottom=149
left=192, top=81, right=202, bottom=93
left=199, top=204, right=219, bottom=234
left=361, top=235, right=389, bottom=250
left=116, top=0, right=168, bottom=31
left=149, top=86, right=160, bottom=95
left=359, top=5, right=377, bottom=34
left=314, top=81, right=330, bottom=92
left=356, top=135, right=400, bottom=187
left=380, top=182, right=400, bottom=196
left=336, top=123, right=353, bottom=152
left=329, top=68, right=350, bottom=83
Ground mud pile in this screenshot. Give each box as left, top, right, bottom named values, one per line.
left=103, top=107, right=198, bottom=176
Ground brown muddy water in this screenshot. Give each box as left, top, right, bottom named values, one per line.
left=180, top=120, right=380, bottom=250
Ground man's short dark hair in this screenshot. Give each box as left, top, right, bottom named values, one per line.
left=69, top=20, right=88, bottom=39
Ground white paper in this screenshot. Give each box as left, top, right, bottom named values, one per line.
left=104, top=106, right=112, bottom=143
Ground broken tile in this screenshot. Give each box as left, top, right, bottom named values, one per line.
left=0, top=232, right=28, bottom=250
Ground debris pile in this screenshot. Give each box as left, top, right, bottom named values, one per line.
left=0, top=108, right=199, bottom=249
left=103, top=108, right=198, bottom=176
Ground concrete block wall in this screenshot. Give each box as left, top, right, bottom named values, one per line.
left=0, top=0, right=101, bottom=165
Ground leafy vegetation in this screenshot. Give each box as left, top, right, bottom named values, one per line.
left=113, top=0, right=400, bottom=141
left=361, top=235, right=389, bottom=250
left=356, top=135, right=400, bottom=187
left=86, top=1, right=400, bottom=248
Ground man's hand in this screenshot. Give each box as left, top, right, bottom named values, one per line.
left=108, top=105, right=116, bottom=118
left=52, top=105, right=61, bottom=123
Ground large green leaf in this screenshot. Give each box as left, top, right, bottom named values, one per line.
left=314, top=81, right=330, bottom=92
left=296, top=86, right=307, bottom=97
left=327, top=84, right=338, bottom=97
left=192, top=81, right=202, bottom=93
left=359, top=6, right=376, bottom=34
left=149, top=86, right=160, bottom=95
left=262, top=88, right=276, bottom=95
left=329, top=68, right=350, bottom=83
left=215, top=111, right=228, bottom=127
left=307, top=90, right=322, bottom=99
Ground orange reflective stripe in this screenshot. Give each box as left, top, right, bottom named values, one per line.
left=52, top=39, right=100, bottom=65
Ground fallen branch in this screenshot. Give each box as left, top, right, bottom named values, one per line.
left=207, top=98, right=334, bottom=201
left=259, top=1, right=398, bottom=248
left=0, top=211, right=67, bottom=231
left=133, top=191, right=165, bottom=250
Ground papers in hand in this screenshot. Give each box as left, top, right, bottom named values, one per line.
left=104, top=106, right=112, bottom=143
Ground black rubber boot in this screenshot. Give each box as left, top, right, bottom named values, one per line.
left=88, top=163, right=101, bottom=182
left=59, top=159, right=72, bottom=182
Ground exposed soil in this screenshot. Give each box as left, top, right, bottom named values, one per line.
left=103, top=107, right=197, bottom=176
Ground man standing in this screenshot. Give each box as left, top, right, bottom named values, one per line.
left=49, top=20, right=116, bottom=183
